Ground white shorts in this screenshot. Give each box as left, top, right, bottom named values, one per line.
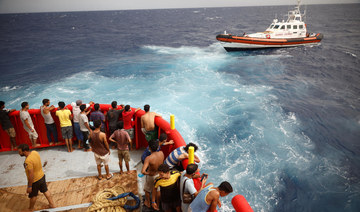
left=94, top=152, right=110, bottom=166
left=25, top=129, right=38, bottom=139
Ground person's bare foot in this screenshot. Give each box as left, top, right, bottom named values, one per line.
left=144, top=199, right=151, bottom=208
left=120, top=170, right=124, bottom=174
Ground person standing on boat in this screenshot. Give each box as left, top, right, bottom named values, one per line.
left=71, top=100, right=94, bottom=149
left=18, top=143, right=56, bottom=210
left=40, top=99, right=58, bottom=146
left=90, top=103, right=106, bottom=133
left=0, top=101, right=17, bottom=150
left=107, top=101, right=124, bottom=149
left=189, top=181, right=233, bottom=212
left=152, top=164, right=181, bottom=212
left=79, top=104, right=92, bottom=151
left=122, top=105, right=140, bottom=148
left=141, top=104, right=161, bottom=142
left=180, top=163, right=208, bottom=212
left=141, top=140, right=165, bottom=209
left=164, top=143, right=200, bottom=171
left=56, top=101, right=73, bottom=152
left=20, top=102, right=40, bottom=147
left=109, top=121, right=131, bottom=174
left=90, top=120, right=112, bottom=180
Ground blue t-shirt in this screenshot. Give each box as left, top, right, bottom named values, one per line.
left=141, top=141, right=163, bottom=163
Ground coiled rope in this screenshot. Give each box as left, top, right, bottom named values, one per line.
left=87, top=185, right=140, bottom=212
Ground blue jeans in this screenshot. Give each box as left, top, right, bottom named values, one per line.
left=45, top=123, right=58, bottom=142
left=73, top=122, right=83, bottom=141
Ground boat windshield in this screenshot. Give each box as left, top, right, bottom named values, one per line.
left=274, top=25, right=280, bottom=29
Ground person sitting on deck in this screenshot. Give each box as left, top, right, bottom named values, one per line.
left=189, top=181, right=233, bottom=212
left=122, top=105, right=140, bottom=149
left=141, top=140, right=165, bottom=209
left=152, top=164, right=181, bottom=212
left=164, top=143, right=200, bottom=171
left=90, top=119, right=112, bottom=180
left=141, top=104, right=162, bottom=142
left=40, top=99, right=58, bottom=146
left=20, top=102, right=40, bottom=148
left=56, top=101, right=73, bottom=152
left=0, top=101, right=17, bottom=150
left=90, top=103, right=106, bottom=133
left=18, top=143, right=56, bottom=210
left=141, top=133, right=174, bottom=164
left=109, top=121, right=131, bottom=174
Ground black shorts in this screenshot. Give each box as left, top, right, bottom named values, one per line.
left=29, top=175, right=48, bottom=198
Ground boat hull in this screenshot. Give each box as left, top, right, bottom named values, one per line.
left=216, top=33, right=323, bottom=51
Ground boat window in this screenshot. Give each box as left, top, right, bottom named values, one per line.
left=270, top=24, right=274, bottom=29
left=274, top=25, right=280, bottom=29
left=293, top=25, right=298, bottom=29
left=299, top=25, right=304, bottom=29
left=281, top=25, right=285, bottom=29
left=287, top=25, right=291, bottom=29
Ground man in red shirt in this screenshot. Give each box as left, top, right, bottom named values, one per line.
left=122, top=105, right=140, bottom=148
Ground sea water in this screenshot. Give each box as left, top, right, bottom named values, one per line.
left=1, top=4, right=360, bottom=212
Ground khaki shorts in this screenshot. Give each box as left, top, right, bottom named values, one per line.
left=25, top=128, right=38, bottom=139
left=144, top=174, right=158, bottom=193
left=94, top=152, right=110, bottom=166
left=118, top=150, right=130, bottom=162
left=5, top=128, right=16, bottom=138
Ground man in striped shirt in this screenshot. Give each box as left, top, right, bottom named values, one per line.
left=164, top=143, right=200, bottom=171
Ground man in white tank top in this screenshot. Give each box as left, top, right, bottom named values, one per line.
left=41, top=99, right=58, bottom=145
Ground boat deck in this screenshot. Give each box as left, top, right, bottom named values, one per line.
left=0, top=146, right=146, bottom=211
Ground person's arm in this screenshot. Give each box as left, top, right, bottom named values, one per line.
left=155, top=113, right=162, bottom=117
left=141, top=157, right=150, bottom=175
left=102, top=134, right=110, bottom=152
left=178, top=152, right=189, bottom=160
left=193, top=176, right=207, bottom=197
left=68, top=110, right=73, bottom=120
left=208, top=192, right=220, bottom=212
left=141, top=116, right=145, bottom=128
left=24, top=119, right=34, bottom=132
left=135, top=108, right=141, bottom=113
left=26, top=168, right=34, bottom=193
left=194, top=154, right=200, bottom=163
left=128, top=135, right=132, bottom=150
left=151, top=186, right=159, bottom=211
left=84, top=122, right=92, bottom=133
left=163, top=140, right=174, bottom=146
left=109, top=133, right=116, bottom=143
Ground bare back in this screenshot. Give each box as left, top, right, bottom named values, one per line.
left=141, top=112, right=158, bottom=131
left=146, top=151, right=164, bottom=176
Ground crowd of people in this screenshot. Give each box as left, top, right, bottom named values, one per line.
left=0, top=100, right=233, bottom=212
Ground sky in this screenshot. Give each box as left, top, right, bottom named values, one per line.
left=0, top=0, right=359, bottom=14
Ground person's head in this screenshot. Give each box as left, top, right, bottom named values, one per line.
left=218, top=181, right=233, bottom=197
left=184, top=143, right=198, bottom=152
left=76, top=100, right=82, bottom=106
left=80, top=104, right=86, bottom=112
left=0, top=101, right=5, bottom=109
left=111, top=101, right=117, bottom=109
left=144, top=104, right=150, bottom=112
left=125, top=105, right=130, bottom=111
left=158, top=164, right=170, bottom=179
left=149, top=140, right=159, bottom=152
left=186, top=164, right=198, bottom=177
left=159, top=133, right=167, bottom=142
left=21, top=101, right=29, bottom=110
left=18, top=143, right=30, bottom=157
left=94, top=103, right=100, bottom=111
left=116, top=121, right=124, bottom=130
left=42, top=99, right=50, bottom=106
left=58, top=101, right=65, bottom=109
left=93, top=119, right=102, bottom=129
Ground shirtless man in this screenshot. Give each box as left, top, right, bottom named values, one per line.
left=141, top=104, right=161, bottom=142
left=141, top=141, right=164, bottom=208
